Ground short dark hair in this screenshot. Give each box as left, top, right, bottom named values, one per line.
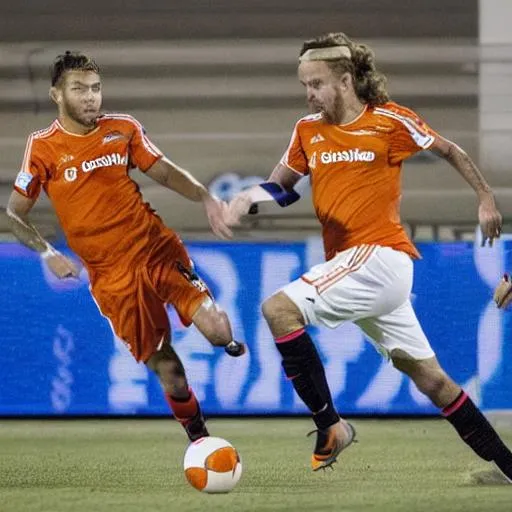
left=50, top=51, right=100, bottom=87
left=300, top=32, right=389, bottom=107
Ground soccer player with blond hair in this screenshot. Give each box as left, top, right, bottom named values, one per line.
left=228, top=32, right=511, bottom=481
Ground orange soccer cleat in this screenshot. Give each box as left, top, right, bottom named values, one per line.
left=309, top=419, right=356, bottom=471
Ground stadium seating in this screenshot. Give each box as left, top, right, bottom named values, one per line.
left=0, top=37, right=510, bottom=240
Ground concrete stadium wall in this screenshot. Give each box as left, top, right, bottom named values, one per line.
left=0, top=0, right=476, bottom=41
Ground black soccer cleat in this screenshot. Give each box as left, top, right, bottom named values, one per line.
left=183, top=411, right=210, bottom=442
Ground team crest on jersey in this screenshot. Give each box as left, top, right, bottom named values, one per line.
left=102, top=131, right=126, bottom=144
left=64, top=167, right=78, bottom=182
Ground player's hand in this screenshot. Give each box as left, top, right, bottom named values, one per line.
left=44, top=252, right=80, bottom=279
left=202, top=193, right=233, bottom=240
left=478, top=195, right=502, bottom=247
left=494, top=273, right=512, bottom=309
left=226, top=192, right=253, bottom=226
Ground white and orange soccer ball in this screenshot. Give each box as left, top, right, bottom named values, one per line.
left=183, top=436, right=242, bottom=493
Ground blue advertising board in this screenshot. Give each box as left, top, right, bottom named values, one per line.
left=0, top=238, right=510, bottom=416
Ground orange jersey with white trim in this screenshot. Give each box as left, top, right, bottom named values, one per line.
left=281, top=102, right=439, bottom=260
left=13, top=114, right=168, bottom=270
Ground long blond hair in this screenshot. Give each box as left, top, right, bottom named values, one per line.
left=300, top=32, right=389, bottom=106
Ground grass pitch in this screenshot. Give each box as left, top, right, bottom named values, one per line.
left=0, top=418, right=510, bottom=512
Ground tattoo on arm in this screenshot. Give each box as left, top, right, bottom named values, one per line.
left=442, top=143, right=491, bottom=196
left=6, top=209, right=49, bottom=252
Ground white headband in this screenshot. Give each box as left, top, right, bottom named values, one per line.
left=299, top=46, right=352, bottom=62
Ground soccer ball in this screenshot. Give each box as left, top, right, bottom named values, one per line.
left=183, top=436, right=242, bottom=493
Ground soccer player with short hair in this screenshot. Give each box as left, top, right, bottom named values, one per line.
left=228, top=33, right=512, bottom=480
left=7, top=51, right=246, bottom=442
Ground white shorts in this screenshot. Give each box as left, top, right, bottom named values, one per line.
left=281, top=245, right=435, bottom=360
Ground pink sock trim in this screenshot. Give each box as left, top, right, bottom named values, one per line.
left=275, top=328, right=305, bottom=344
left=442, top=391, right=468, bottom=417
left=165, top=387, right=198, bottom=422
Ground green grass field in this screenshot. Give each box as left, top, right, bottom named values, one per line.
left=0, top=418, right=510, bottom=512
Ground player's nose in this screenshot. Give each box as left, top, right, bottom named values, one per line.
left=84, top=88, right=96, bottom=101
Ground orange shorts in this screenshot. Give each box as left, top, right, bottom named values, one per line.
left=90, top=236, right=209, bottom=362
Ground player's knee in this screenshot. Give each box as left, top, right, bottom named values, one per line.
left=262, top=293, right=291, bottom=322
left=193, top=300, right=232, bottom=347
left=156, top=357, right=185, bottom=379
left=262, top=292, right=303, bottom=337
left=261, top=296, right=276, bottom=322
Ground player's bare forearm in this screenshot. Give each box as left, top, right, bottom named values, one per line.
left=146, top=157, right=209, bottom=202
left=6, top=190, right=49, bottom=252
left=430, top=136, right=501, bottom=245
left=268, top=162, right=303, bottom=191
left=6, top=208, right=48, bottom=252
left=146, top=157, right=232, bottom=238
left=7, top=207, right=80, bottom=278
left=431, top=137, right=494, bottom=200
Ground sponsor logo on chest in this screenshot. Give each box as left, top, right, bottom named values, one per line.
left=59, top=152, right=128, bottom=182
left=320, top=149, right=375, bottom=164
left=81, top=152, right=128, bottom=173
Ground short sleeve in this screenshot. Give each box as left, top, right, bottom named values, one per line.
left=375, top=104, right=439, bottom=165
left=280, top=122, right=309, bottom=175
left=127, top=117, right=163, bottom=171
left=13, top=136, right=46, bottom=199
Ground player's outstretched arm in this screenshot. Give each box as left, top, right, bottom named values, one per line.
left=226, top=163, right=302, bottom=226
left=145, top=157, right=233, bottom=240
left=429, top=136, right=502, bottom=246
left=6, top=190, right=80, bottom=279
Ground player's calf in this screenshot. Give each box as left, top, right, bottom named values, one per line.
left=147, top=344, right=189, bottom=396
left=147, top=346, right=209, bottom=442
left=395, top=355, right=512, bottom=482
left=166, top=388, right=210, bottom=442
left=442, top=391, right=512, bottom=482
left=193, top=297, right=246, bottom=357
left=263, top=294, right=340, bottom=433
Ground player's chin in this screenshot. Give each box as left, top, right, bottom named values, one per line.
left=81, top=113, right=99, bottom=126
left=308, top=103, right=322, bottom=114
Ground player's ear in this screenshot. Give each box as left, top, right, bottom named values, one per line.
left=340, top=72, right=353, bottom=91
left=49, top=86, right=61, bottom=105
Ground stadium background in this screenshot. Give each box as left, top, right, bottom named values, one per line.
left=0, top=0, right=511, bottom=418
left=2, top=2, right=512, bottom=511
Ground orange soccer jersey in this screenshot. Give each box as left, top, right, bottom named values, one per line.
left=14, top=113, right=169, bottom=269
left=13, top=114, right=208, bottom=361
left=281, top=102, right=439, bottom=261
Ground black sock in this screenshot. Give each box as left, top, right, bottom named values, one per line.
left=275, top=329, right=339, bottom=430
left=443, top=391, right=512, bottom=479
